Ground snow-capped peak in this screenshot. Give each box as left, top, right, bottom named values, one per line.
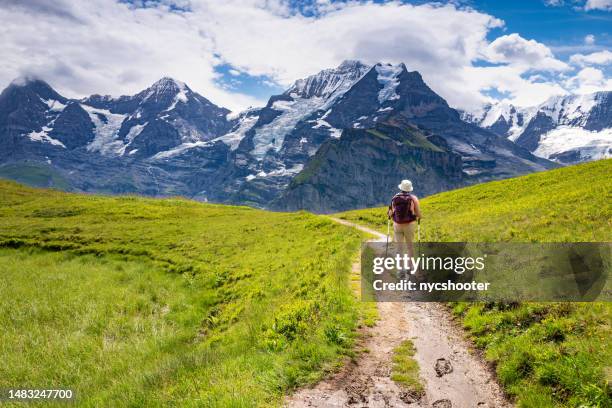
left=286, top=60, right=370, bottom=99
left=468, top=91, right=609, bottom=132
left=247, top=61, right=412, bottom=160
left=144, top=77, right=187, bottom=99
left=478, top=101, right=517, bottom=127
left=249, top=61, right=372, bottom=160
left=149, top=77, right=186, bottom=93
left=463, top=100, right=539, bottom=140
left=537, top=92, right=602, bottom=125
left=464, top=90, right=611, bottom=164
left=139, top=77, right=190, bottom=111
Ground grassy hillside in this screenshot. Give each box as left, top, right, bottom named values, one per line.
left=337, top=158, right=611, bottom=242
left=0, top=180, right=366, bottom=407
left=337, top=159, right=612, bottom=407
left=0, top=162, right=71, bottom=190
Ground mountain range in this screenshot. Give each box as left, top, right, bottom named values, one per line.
left=461, top=92, right=612, bottom=164
left=1, top=60, right=606, bottom=212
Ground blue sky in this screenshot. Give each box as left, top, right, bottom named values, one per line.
left=476, top=0, right=611, bottom=52
left=215, top=63, right=285, bottom=101
left=1, top=0, right=611, bottom=111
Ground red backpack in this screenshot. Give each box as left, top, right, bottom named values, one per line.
left=391, top=192, right=416, bottom=224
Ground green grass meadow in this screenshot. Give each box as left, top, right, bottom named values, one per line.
left=338, top=159, right=612, bottom=407
left=1, top=159, right=610, bottom=407
left=0, top=181, right=367, bottom=407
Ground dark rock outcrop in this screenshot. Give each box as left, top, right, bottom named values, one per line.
left=272, top=124, right=465, bottom=213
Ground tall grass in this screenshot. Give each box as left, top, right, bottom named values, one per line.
left=0, top=181, right=365, bottom=407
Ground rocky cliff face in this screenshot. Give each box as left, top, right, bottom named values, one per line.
left=272, top=123, right=465, bottom=213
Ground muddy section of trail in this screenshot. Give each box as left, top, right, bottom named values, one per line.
left=285, top=218, right=512, bottom=408
left=286, top=299, right=416, bottom=407
left=402, top=302, right=510, bottom=408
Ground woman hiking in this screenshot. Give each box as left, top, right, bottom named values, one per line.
left=388, top=179, right=422, bottom=275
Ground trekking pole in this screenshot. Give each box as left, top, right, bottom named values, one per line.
left=385, top=217, right=390, bottom=257
left=417, top=219, right=421, bottom=262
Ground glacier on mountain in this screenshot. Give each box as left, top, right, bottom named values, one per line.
left=82, top=104, right=128, bottom=156
left=534, top=126, right=612, bottom=162
left=151, top=141, right=214, bottom=160
left=117, top=122, right=148, bottom=156
left=214, top=111, right=259, bottom=150
left=375, top=63, right=403, bottom=104
left=251, top=97, right=324, bottom=159
left=249, top=60, right=371, bottom=160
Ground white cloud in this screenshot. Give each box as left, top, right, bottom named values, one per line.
left=565, top=67, right=612, bottom=93
left=484, top=34, right=569, bottom=71
left=0, top=0, right=607, bottom=113
left=584, top=0, right=612, bottom=10
left=459, top=65, right=568, bottom=107
left=198, top=2, right=502, bottom=84
left=0, top=0, right=263, bottom=111
left=584, top=34, right=596, bottom=45
left=570, top=50, right=612, bottom=66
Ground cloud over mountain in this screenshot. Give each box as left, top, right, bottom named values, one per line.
left=484, top=34, right=569, bottom=71
left=0, top=0, right=610, bottom=112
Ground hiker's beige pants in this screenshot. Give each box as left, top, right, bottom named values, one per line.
left=393, top=222, right=416, bottom=243
left=393, top=222, right=416, bottom=258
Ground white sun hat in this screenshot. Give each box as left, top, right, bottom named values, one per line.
left=398, top=179, right=413, bottom=192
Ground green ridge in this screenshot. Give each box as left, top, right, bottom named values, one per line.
left=0, top=162, right=71, bottom=190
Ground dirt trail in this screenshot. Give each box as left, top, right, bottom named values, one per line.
left=285, top=218, right=511, bottom=408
